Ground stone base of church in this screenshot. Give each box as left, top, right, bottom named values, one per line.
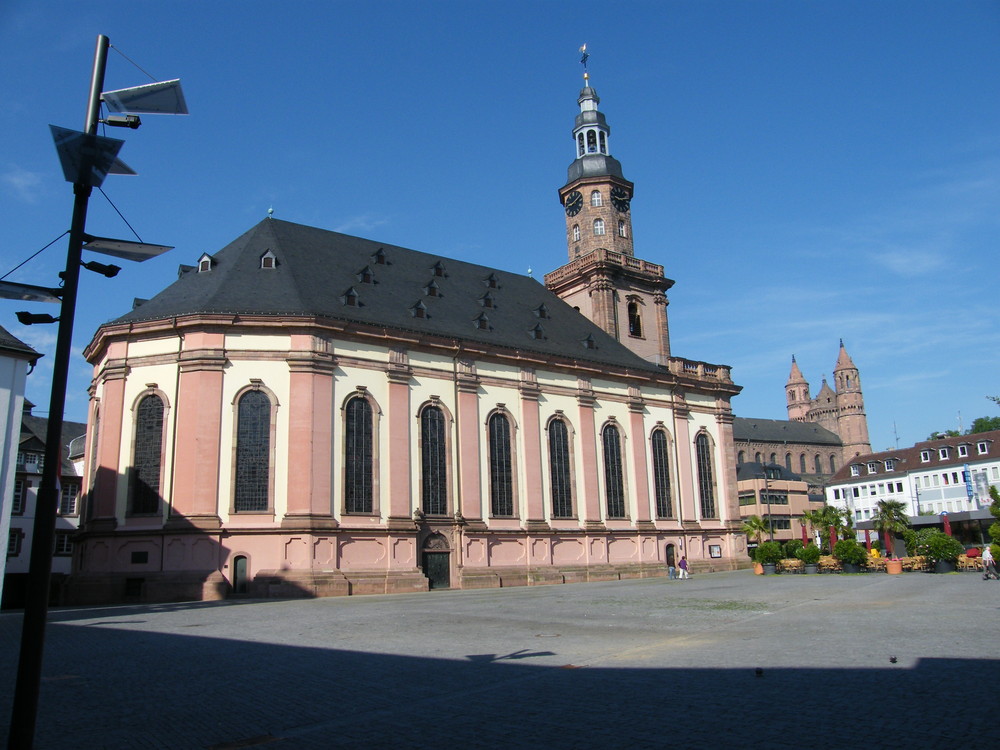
left=457, top=562, right=667, bottom=590
left=66, top=570, right=229, bottom=605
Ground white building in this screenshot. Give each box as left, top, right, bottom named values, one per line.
left=825, top=430, right=1000, bottom=540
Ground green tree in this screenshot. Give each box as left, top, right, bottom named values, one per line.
left=969, top=416, right=1000, bottom=434
left=872, top=499, right=909, bottom=558
left=741, top=514, right=769, bottom=546
left=927, top=429, right=961, bottom=440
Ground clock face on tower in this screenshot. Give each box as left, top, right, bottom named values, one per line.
left=610, top=186, right=631, bottom=213
left=564, top=190, right=583, bottom=216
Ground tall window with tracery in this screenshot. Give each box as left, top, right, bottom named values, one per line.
left=603, top=423, right=625, bottom=518
left=235, top=390, right=271, bottom=512
left=488, top=413, right=513, bottom=516
left=651, top=429, right=672, bottom=518
left=345, top=396, right=373, bottom=513
left=131, top=394, right=164, bottom=514
left=695, top=433, right=717, bottom=518
left=421, top=406, right=447, bottom=515
left=548, top=419, right=573, bottom=518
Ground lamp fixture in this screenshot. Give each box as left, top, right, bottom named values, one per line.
left=82, top=260, right=121, bottom=277
left=103, top=114, right=141, bottom=129
left=15, top=311, right=59, bottom=325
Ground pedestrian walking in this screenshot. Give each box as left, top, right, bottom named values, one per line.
left=678, top=556, right=689, bottom=579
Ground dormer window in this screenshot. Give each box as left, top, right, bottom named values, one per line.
left=356, top=266, right=374, bottom=284
left=411, top=302, right=427, bottom=319
left=484, top=273, right=499, bottom=289
left=529, top=324, right=544, bottom=340
left=480, top=293, right=494, bottom=309
left=978, top=441, right=989, bottom=455
left=867, top=462, right=878, bottom=474
left=260, top=250, right=276, bottom=269
left=341, top=287, right=360, bottom=307
left=474, top=313, right=490, bottom=331
left=958, top=444, right=969, bottom=458
left=432, top=261, right=446, bottom=278
left=372, top=248, right=387, bottom=265
left=582, top=334, right=597, bottom=350
left=534, top=304, right=549, bottom=319
left=920, top=450, right=931, bottom=462
left=938, top=447, right=950, bottom=460
left=850, top=465, right=861, bottom=477
left=884, top=459, right=896, bottom=472
left=197, top=253, right=213, bottom=273
left=424, top=280, right=440, bottom=298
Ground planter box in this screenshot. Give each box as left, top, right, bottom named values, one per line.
left=803, top=564, right=818, bottom=575
left=762, top=563, right=777, bottom=575
left=886, top=560, right=903, bottom=575
left=934, top=560, right=957, bottom=574
left=840, top=563, right=862, bottom=574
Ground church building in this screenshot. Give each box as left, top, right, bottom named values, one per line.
left=68, top=73, right=744, bottom=604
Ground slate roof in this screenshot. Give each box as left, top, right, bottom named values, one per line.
left=735, top=461, right=804, bottom=482
left=20, top=411, right=88, bottom=475
left=111, top=218, right=673, bottom=375
left=732, top=416, right=842, bottom=446
left=0, top=324, right=39, bottom=361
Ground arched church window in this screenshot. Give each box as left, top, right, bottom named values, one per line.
left=737, top=450, right=745, bottom=465
left=488, top=413, right=514, bottom=517
left=548, top=418, right=573, bottom=518
left=785, top=453, right=792, bottom=470
left=590, top=190, right=603, bottom=207
left=829, top=454, right=837, bottom=473
left=593, top=219, right=605, bottom=236
left=572, top=224, right=581, bottom=242
left=235, top=390, right=271, bottom=512
left=602, top=423, right=625, bottom=518
left=695, top=433, right=717, bottom=518
left=799, top=453, right=807, bottom=473
left=577, top=133, right=585, bottom=157
left=651, top=429, right=672, bottom=518
left=618, top=220, right=627, bottom=238
left=627, top=301, right=642, bottom=337
left=754, top=452, right=761, bottom=463
left=420, top=405, right=447, bottom=516
left=770, top=453, right=777, bottom=464
left=599, top=131, right=607, bottom=154
left=345, top=396, right=374, bottom=514
left=587, top=130, right=597, bottom=153
left=814, top=454, right=822, bottom=473
left=130, top=394, right=164, bottom=515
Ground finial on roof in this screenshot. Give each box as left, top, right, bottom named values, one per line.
left=527, top=266, right=533, bottom=278
left=579, top=43, right=589, bottom=83
left=267, top=206, right=274, bottom=219
left=839, top=337, right=844, bottom=347
left=791, top=354, right=796, bottom=363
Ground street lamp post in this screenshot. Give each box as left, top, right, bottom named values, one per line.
left=7, top=35, right=183, bottom=749
left=762, top=464, right=774, bottom=542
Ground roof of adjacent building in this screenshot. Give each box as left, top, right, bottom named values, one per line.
left=827, top=429, right=1000, bottom=484
left=108, top=218, right=683, bottom=375
left=732, top=416, right=842, bottom=446
left=19, top=405, right=87, bottom=475
left=735, top=461, right=805, bottom=483
left=0, top=324, right=40, bottom=362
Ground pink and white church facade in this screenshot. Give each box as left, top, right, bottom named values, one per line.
left=68, top=77, right=744, bottom=604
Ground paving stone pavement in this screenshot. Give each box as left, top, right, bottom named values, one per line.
left=1, top=569, right=997, bottom=749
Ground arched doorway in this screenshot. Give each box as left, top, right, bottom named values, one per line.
left=232, top=555, right=249, bottom=595
left=665, top=543, right=676, bottom=569
left=421, top=533, right=451, bottom=590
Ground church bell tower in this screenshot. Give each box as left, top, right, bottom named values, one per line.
left=544, top=59, right=674, bottom=364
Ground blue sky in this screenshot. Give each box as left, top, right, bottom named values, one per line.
left=1, top=1, right=998, bottom=450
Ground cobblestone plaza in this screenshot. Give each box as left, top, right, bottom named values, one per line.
left=2, top=570, right=996, bottom=748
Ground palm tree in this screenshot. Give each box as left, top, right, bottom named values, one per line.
left=741, top=514, right=769, bottom=546
left=872, top=499, right=909, bottom=557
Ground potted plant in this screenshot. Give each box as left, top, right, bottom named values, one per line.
left=833, top=538, right=867, bottom=573
left=872, top=499, right=909, bottom=558
left=924, top=531, right=965, bottom=573
left=741, top=514, right=769, bottom=574
left=796, top=542, right=821, bottom=574
left=754, top=540, right=783, bottom=575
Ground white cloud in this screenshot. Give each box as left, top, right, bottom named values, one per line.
left=1, top=165, right=45, bottom=203
left=333, top=213, right=390, bottom=234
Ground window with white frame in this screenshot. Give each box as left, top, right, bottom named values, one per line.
left=977, top=441, right=989, bottom=455
left=884, top=459, right=895, bottom=471
left=920, top=450, right=931, bottom=462
left=590, top=190, right=603, bottom=207
left=7, top=529, right=22, bottom=557
left=572, top=224, right=580, bottom=242
left=850, top=465, right=860, bottom=477
left=939, top=447, right=949, bottom=460
left=59, top=483, right=79, bottom=515
left=593, top=218, right=605, bottom=236
left=958, top=444, right=969, bottom=458
left=54, top=532, right=73, bottom=556
left=867, top=462, right=877, bottom=474
left=12, top=480, right=25, bottom=515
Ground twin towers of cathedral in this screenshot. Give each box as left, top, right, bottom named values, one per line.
left=544, top=67, right=871, bottom=459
